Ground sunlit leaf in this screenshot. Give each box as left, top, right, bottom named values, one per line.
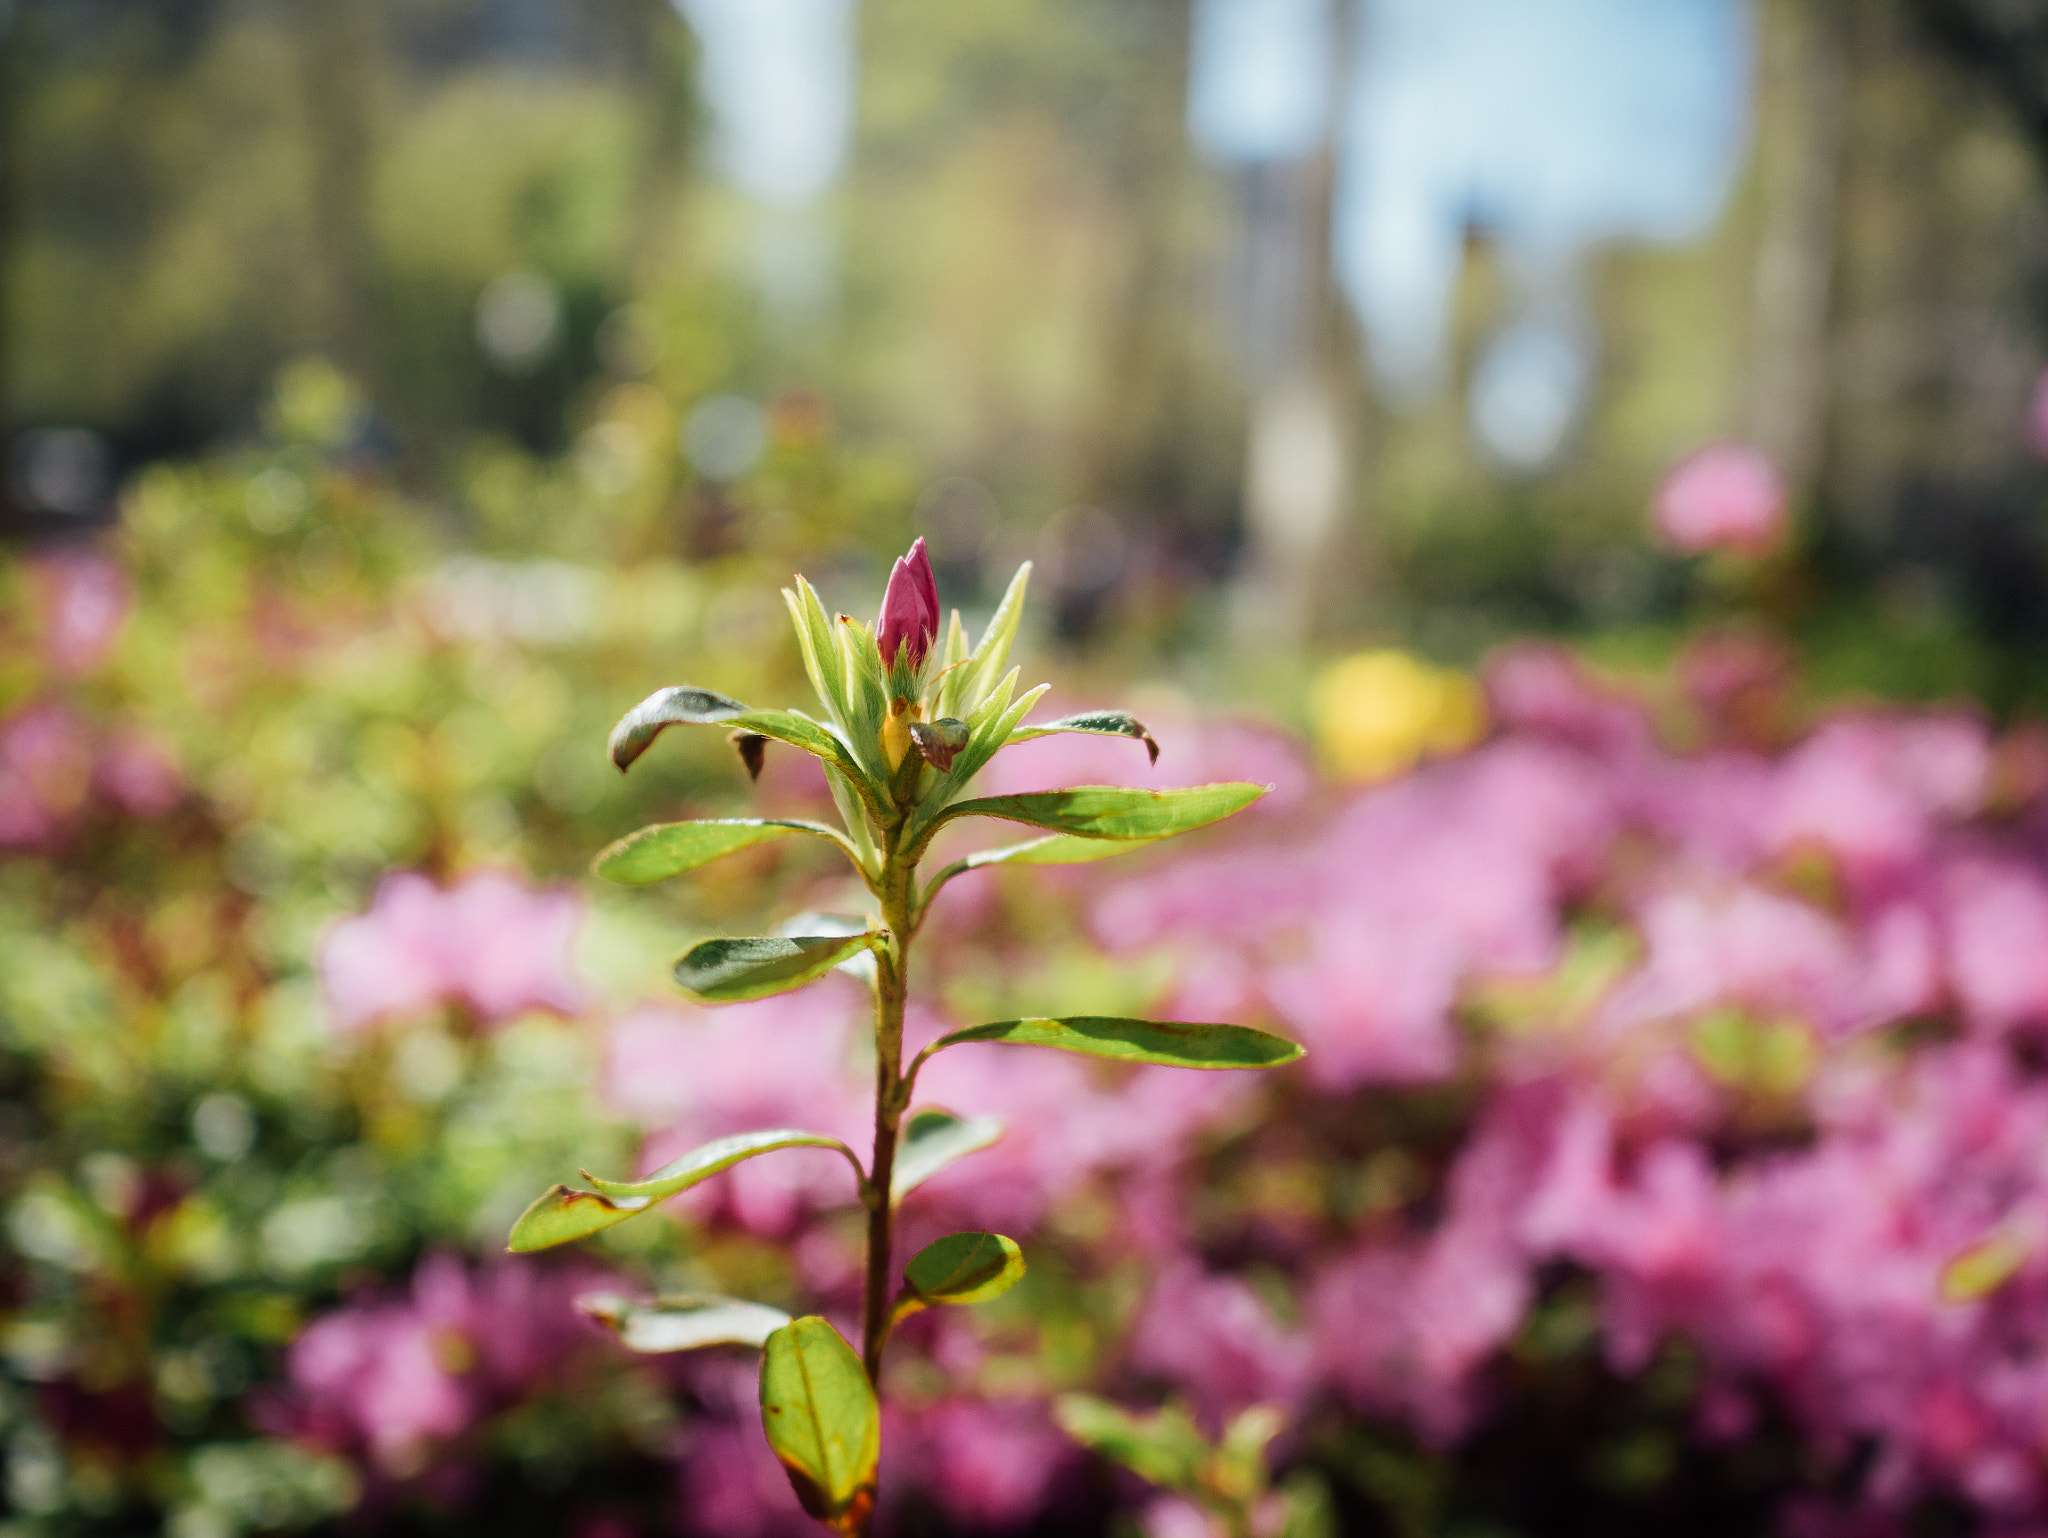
left=931, top=782, right=1266, bottom=845
left=1053, top=1394, right=1208, bottom=1489
left=506, top=1129, right=865, bottom=1252
left=784, top=577, right=852, bottom=729
left=902, top=1230, right=1024, bottom=1306
left=961, top=832, right=1168, bottom=872
left=578, top=1292, right=791, bottom=1353
left=674, top=933, right=874, bottom=1003
left=591, top=819, right=837, bottom=885
left=891, top=1108, right=1003, bottom=1202
left=1008, top=710, right=1159, bottom=765
left=760, top=1317, right=880, bottom=1534
left=949, top=561, right=1031, bottom=719
left=606, top=686, right=880, bottom=811
left=927, top=1015, right=1303, bottom=1071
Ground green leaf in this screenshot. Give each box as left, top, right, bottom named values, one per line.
left=901, top=671, right=1049, bottom=848
left=578, top=1292, right=791, bottom=1352
left=947, top=561, right=1031, bottom=719
left=927, top=1016, right=1303, bottom=1071
left=759, top=1317, right=880, bottom=1534
left=590, top=819, right=836, bottom=885
left=902, top=1231, right=1025, bottom=1306
left=506, top=1129, right=865, bottom=1253
left=891, top=1108, right=1004, bottom=1202
left=1008, top=710, right=1159, bottom=765
left=784, top=578, right=852, bottom=730
left=674, top=933, right=874, bottom=1003
left=932, top=782, right=1267, bottom=845
left=1053, top=1394, right=1208, bottom=1490
left=605, top=686, right=879, bottom=809
left=961, top=832, right=1169, bottom=871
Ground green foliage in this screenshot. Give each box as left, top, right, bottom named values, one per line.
left=889, top=1108, right=1005, bottom=1202
left=671, top=933, right=879, bottom=1003
left=759, top=1318, right=881, bottom=1534
left=929, top=782, right=1269, bottom=845
left=590, top=817, right=836, bottom=884
left=900, top=1230, right=1026, bottom=1307
left=924, top=1016, right=1306, bottom=1071
left=579, top=1292, right=793, bottom=1353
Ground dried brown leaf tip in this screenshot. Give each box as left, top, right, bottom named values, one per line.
left=911, top=718, right=969, bottom=773
left=730, top=730, right=768, bottom=781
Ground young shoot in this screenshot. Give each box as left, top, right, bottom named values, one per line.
left=507, top=539, right=1302, bottom=1536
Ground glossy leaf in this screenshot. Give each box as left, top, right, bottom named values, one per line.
left=1053, top=1394, right=1208, bottom=1489
left=760, top=1317, right=880, bottom=1534
left=590, top=818, right=834, bottom=885
left=606, top=686, right=876, bottom=808
left=901, top=671, right=1048, bottom=847
left=926, top=1016, right=1303, bottom=1071
left=674, top=933, right=874, bottom=1003
left=959, top=832, right=1167, bottom=873
left=932, top=782, right=1267, bottom=845
left=1008, top=710, right=1159, bottom=765
left=902, top=1230, right=1025, bottom=1306
left=578, top=1292, right=791, bottom=1353
left=891, top=1108, right=1003, bottom=1202
left=507, top=1129, right=864, bottom=1252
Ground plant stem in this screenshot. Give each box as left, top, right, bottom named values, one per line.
left=861, top=832, right=914, bottom=1387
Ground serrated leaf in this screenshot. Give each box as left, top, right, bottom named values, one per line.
left=506, top=1128, right=866, bottom=1252
left=1008, top=710, right=1159, bottom=765
left=891, top=1108, right=1004, bottom=1202
left=1053, top=1394, right=1208, bottom=1489
left=760, top=1317, right=879, bottom=1534
left=578, top=1292, right=791, bottom=1352
left=903, top=1230, right=1025, bottom=1305
left=674, top=933, right=874, bottom=1003
left=932, top=782, right=1267, bottom=845
left=928, top=1016, right=1303, bottom=1070
left=591, top=818, right=836, bottom=885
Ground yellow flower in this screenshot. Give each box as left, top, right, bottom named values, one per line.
left=1312, top=650, right=1487, bottom=782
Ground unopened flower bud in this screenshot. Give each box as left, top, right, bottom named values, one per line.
left=876, top=537, right=939, bottom=672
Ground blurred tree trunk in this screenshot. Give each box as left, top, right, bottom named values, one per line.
left=1747, top=0, right=1850, bottom=496
left=298, top=0, right=382, bottom=393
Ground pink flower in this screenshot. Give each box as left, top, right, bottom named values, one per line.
left=876, top=536, right=939, bottom=671
left=1651, top=441, right=1787, bottom=555
left=894, top=1399, right=1077, bottom=1531
left=1766, top=713, right=1988, bottom=879
left=29, top=549, right=129, bottom=676
left=0, top=700, right=93, bottom=848
left=318, top=870, right=584, bottom=1032
left=1942, top=853, right=2048, bottom=1037
left=1131, top=1264, right=1311, bottom=1425
left=285, top=1253, right=603, bottom=1476
left=95, top=728, right=183, bottom=819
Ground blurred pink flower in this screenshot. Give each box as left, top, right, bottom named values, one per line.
left=1766, top=713, right=1988, bottom=879
left=95, top=728, right=184, bottom=819
left=285, top=1253, right=602, bottom=1476
left=894, top=1398, right=1077, bottom=1531
left=1651, top=441, right=1787, bottom=555
left=29, top=549, right=130, bottom=676
left=1131, top=1264, right=1311, bottom=1426
left=1941, top=853, right=2048, bottom=1037
left=0, top=700, right=93, bottom=848
left=318, top=870, right=584, bottom=1032
left=606, top=985, right=870, bottom=1234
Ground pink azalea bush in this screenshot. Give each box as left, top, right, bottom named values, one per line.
left=318, top=869, right=585, bottom=1031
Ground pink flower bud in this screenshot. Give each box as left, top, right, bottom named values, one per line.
left=876, top=537, right=939, bottom=671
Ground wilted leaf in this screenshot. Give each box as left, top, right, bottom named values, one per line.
left=891, top=1108, right=1003, bottom=1202
left=760, top=1317, right=880, bottom=1534
left=927, top=1016, right=1303, bottom=1071
left=578, top=1292, right=791, bottom=1352
left=591, top=819, right=835, bottom=885
left=674, top=933, right=874, bottom=1003
left=902, top=1231, right=1024, bottom=1306
left=932, top=782, right=1266, bottom=845
left=507, top=1129, right=865, bottom=1252
left=1008, top=711, right=1160, bottom=765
